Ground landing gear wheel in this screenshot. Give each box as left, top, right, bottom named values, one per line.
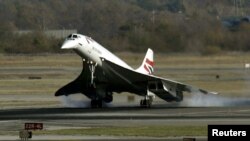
left=97, top=100, right=102, bottom=108
left=140, top=99, right=151, bottom=108
left=91, top=100, right=103, bottom=108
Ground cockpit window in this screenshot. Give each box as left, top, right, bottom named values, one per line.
left=67, top=34, right=72, bottom=38
left=67, top=34, right=80, bottom=40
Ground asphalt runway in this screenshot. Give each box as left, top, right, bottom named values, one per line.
left=1, top=106, right=250, bottom=141
left=1, top=106, right=250, bottom=120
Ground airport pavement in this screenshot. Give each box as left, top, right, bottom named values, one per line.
left=0, top=106, right=250, bottom=141
left=1, top=106, right=250, bottom=120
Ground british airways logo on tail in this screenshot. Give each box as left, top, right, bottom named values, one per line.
left=144, top=58, right=154, bottom=74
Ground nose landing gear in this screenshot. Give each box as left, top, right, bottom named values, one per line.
left=88, top=61, right=97, bottom=88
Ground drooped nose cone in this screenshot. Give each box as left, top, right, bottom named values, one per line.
left=61, top=40, right=78, bottom=49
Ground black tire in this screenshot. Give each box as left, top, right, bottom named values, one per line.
left=146, top=100, right=151, bottom=108
left=140, top=100, right=145, bottom=107
left=91, top=100, right=103, bottom=108
left=140, top=99, right=151, bottom=108
left=91, top=100, right=97, bottom=108
left=97, top=100, right=102, bottom=108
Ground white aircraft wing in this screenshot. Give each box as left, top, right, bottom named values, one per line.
left=102, top=57, right=217, bottom=102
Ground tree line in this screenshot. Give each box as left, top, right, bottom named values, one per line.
left=0, top=0, right=249, bottom=54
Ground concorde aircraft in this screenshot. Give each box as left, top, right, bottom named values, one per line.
left=55, top=33, right=217, bottom=108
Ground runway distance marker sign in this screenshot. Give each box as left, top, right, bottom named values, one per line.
left=25, top=123, right=43, bottom=130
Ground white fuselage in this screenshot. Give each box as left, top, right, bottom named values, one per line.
left=61, top=34, right=133, bottom=70
left=57, top=33, right=215, bottom=107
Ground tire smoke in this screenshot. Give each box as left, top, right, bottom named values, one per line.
left=181, top=93, right=250, bottom=107
left=59, top=95, right=113, bottom=108
left=60, top=95, right=90, bottom=108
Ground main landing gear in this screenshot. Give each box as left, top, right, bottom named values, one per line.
left=91, top=99, right=102, bottom=108
left=140, top=98, right=152, bottom=108
left=140, top=91, right=154, bottom=108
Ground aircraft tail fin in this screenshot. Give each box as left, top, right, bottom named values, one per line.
left=136, top=48, right=154, bottom=75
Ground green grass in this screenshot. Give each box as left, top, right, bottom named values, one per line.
left=0, top=125, right=207, bottom=137
left=1, top=53, right=250, bottom=99
left=35, top=126, right=206, bottom=137
left=0, top=79, right=71, bottom=95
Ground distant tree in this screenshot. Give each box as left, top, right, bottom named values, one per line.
left=0, top=0, right=249, bottom=54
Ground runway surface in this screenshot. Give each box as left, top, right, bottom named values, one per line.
left=1, top=106, right=250, bottom=121
left=1, top=106, right=250, bottom=141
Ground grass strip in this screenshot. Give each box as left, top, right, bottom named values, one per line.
left=35, top=126, right=207, bottom=137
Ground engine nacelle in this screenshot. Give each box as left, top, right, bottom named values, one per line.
left=175, top=91, right=183, bottom=102
left=147, top=81, right=184, bottom=102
